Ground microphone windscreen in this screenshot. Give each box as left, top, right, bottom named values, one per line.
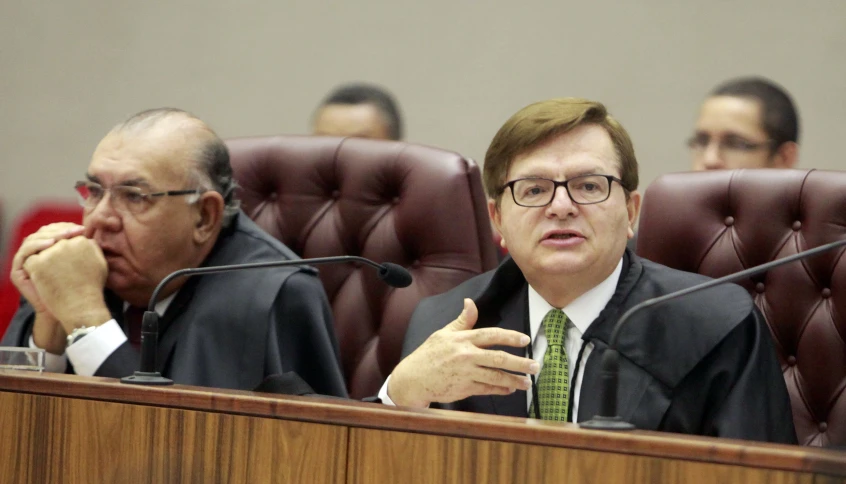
left=378, top=262, right=413, bottom=288
left=253, top=372, right=316, bottom=396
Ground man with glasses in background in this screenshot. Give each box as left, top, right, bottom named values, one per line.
left=377, top=98, right=796, bottom=443
left=627, top=76, right=799, bottom=253
left=688, top=76, right=799, bottom=171
left=2, top=108, right=347, bottom=396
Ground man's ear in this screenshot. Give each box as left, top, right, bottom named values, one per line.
left=626, top=191, right=642, bottom=239
left=193, top=191, right=225, bottom=244
left=487, top=199, right=506, bottom=249
left=773, top=141, right=799, bottom=168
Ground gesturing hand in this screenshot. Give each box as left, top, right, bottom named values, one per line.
left=387, top=298, right=539, bottom=408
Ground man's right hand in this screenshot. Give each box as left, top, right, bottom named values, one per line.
left=11, top=223, right=86, bottom=316
left=387, top=298, right=539, bottom=408
left=11, top=223, right=85, bottom=354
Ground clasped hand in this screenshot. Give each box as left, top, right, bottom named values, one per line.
left=11, top=223, right=109, bottom=338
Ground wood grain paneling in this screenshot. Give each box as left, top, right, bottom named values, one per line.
left=3, top=371, right=845, bottom=476
left=0, top=391, right=346, bottom=484
left=347, top=428, right=837, bottom=484
left=1, top=371, right=845, bottom=483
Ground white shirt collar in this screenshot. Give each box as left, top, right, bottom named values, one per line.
left=122, top=292, right=176, bottom=316
left=528, top=257, right=624, bottom=340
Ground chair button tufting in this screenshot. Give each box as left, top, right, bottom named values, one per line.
left=819, top=422, right=828, bottom=432
left=724, top=216, right=734, bottom=226
left=792, top=221, right=802, bottom=231
left=787, top=355, right=797, bottom=366
left=822, top=288, right=832, bottom=298
left=755, top=282, right=765, bottom=293
left=392, top=197, right=400, bottom=205
left=331, top=190, right=341, bottom=199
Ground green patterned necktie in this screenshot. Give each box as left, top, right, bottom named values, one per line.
left=533, top=309, right=570, bottom=421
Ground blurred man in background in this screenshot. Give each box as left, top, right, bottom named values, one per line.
left=312, top=82, right=403, bottom=140
left=629, top=77, right=801, bottom=253
left=688, top=77, right=799, bottom=171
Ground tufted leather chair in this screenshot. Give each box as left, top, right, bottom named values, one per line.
left=636, top=169, right=846, bottom=447
left=226, top=136, right=500, bottom=399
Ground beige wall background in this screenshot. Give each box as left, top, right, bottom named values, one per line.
left=1, top=0, right=844, bottom=255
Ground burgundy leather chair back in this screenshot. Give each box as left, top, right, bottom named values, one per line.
left=637, top=169, right=846, bottom=446
left=226, top=136, right=499, bottom=398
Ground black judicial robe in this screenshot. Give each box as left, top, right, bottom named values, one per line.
left=2, top=212, right=348, bottom=398
left=402, top=249, right=797, bottom=444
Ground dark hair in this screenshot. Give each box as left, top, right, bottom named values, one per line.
left=484, top=98, right=638, bottom=204
left=711, top=77, right=800, bottom=147
left=113, top=108, right=240, bottom=225
left=319, top=82, right=403, bottom=140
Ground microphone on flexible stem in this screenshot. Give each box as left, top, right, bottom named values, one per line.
left=120, top=255, right=413, bottom=386
left=579, top=238, right=846, bottom=431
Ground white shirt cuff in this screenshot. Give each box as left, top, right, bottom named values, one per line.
left=28, top=335, right=68, bottom=373
left=377, top=375, right=431, bottom=408
left=378, top=375, right=397, bottom=406
left=66, top=319, right=128, bottom=377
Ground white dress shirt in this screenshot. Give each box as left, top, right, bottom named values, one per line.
left=30, top=294, right=175, bottom=376
left=379, top=257, right=623, bottom=421
left=526, top=257, right=622, bottom=420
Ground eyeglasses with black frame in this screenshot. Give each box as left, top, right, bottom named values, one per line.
left=74, top=181, right=202, bottom=215
left=499, top=174, right=624, bottom=207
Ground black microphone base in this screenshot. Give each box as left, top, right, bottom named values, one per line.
left=579, top=415, right=636, bottom=431
left=120, top=371, right=174, bottom=386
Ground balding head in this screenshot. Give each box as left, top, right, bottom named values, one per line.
left=108, top=108, right=239, bottom=225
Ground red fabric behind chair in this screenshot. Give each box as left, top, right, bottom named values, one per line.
left=636, top=169, right=846, bottom=447
left=226, top=136, right=499, bottom=398
left=0, top=201, right=83, bottom=339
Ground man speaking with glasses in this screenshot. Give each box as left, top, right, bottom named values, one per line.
left=377, top=98, right=796, bottom=443
left=688, top=76, right=799, bottom=171
left=2, top=108, right=347, bottom=396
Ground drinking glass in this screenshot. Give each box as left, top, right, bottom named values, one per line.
left=0, top=347, right=45, bottom=372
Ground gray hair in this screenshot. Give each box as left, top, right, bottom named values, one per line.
left=188, top=133, right=240, bottom=227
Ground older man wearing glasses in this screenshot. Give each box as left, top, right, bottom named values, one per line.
left=2, top=108, right=347, bottom=396
left=688, top=76, right=799, bottom=171
left=378, top=98, right=796, bottom=443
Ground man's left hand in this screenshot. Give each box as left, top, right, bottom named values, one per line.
left=23, top=236, right=112, bottom=333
